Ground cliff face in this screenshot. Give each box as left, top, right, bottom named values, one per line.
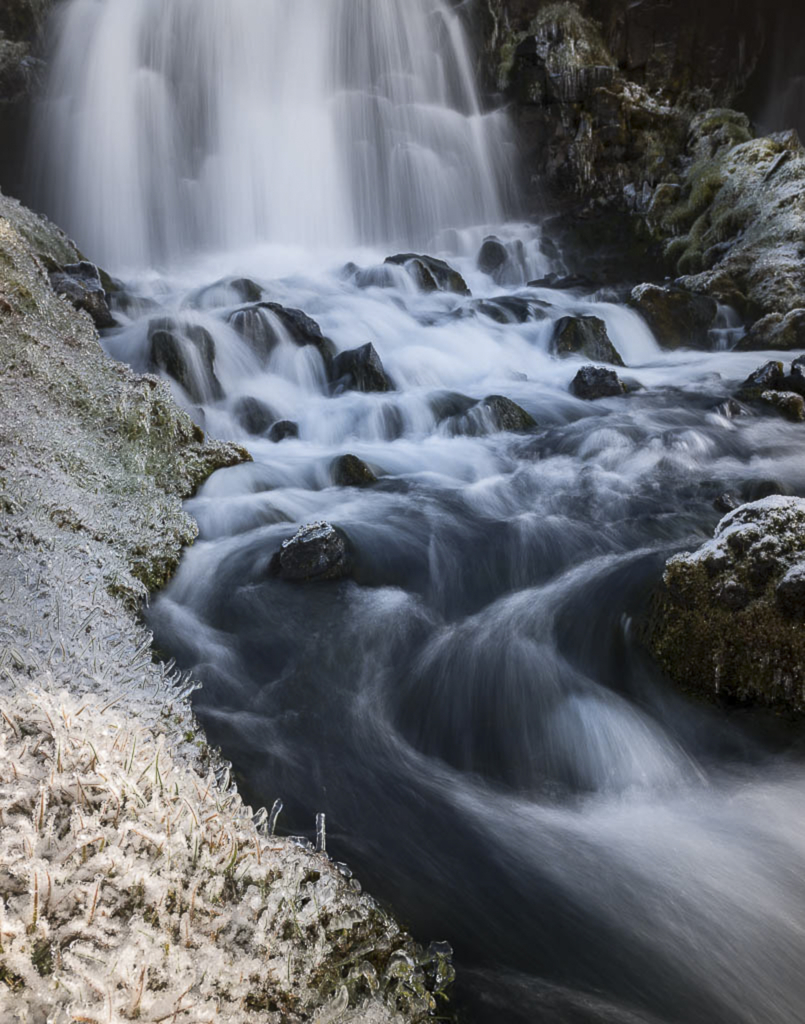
left=0, top=0, right=53, bottom=196
left=474, top=0, right=805, bottom=314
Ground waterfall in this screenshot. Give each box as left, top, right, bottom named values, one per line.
left=33, top=0, right=513, bottom=270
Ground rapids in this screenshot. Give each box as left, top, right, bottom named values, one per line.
left=31, top=1, right=805, bottom=1022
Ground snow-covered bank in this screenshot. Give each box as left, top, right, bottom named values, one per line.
left=0, top=192, right=450, bottom=1023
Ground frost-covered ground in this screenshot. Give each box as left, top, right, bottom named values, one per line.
left=0, top=192, right=448, bottom=1022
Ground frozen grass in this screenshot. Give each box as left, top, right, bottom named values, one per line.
left=0, top=191, right=451, bottom=1021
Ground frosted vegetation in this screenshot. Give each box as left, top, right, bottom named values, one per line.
left=0, top=686, right=449, bottom=1023
left=0, top=192, right=450, bottom=1020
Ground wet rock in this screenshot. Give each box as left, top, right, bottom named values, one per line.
left=480, top=395, right=536, bottom=432
left=267, top=420, right=299, bottom=443
left=471, top=296, right=548, bottom=324
left=476, top=236, right=509, bottom=279
left=429, top=390, right=478, bottom=423
left=332, top=342, right=393, bottom=393
left=385, top=253, right=470, bottom=295
left=570, top=365, right=627, bottom=400
left=528, top=273, right=594, bottom=291
left=331, top=454, right=378, bottom=488
left=630, top=284, right=717, bottom=349
left=233, top=396, right=277, bottom=436
left=735, top=361, right=785, bottom=401
left=650, top=496, right=805, bottom=712
left=227, top=302, right=336, bottom=370
left=714, top=492, right=741, bottom=514
left=269, top=522, right=352, bottom=582
left=783, top=356, right=805, bottom=397
left=760, top=390, right=805, bottom=422
left=149, top=320, right=223, bottom=404
left=551, top=316, right=624, bottom=366
left=737, top=309, right=805, bottom=351
left=188, top=276, right=263, bottom=308
left=49, top=261, right=116, bottom=329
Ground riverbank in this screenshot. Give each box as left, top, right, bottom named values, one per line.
left=0, top=191, right=450, bottom=1022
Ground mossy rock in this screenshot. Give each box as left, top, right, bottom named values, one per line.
left=650, top=497, right=805, bottom=712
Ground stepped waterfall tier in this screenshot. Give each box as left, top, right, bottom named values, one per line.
left=3, top=1, right=805, bottom=1023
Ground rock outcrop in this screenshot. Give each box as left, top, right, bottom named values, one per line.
left=650, top=497, right=805, bottom=713
left=476, top=1, right=805, bottom=320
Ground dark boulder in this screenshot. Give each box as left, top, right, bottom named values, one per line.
left=528, top=273, right=595, bottom=290
left=429, top=391, right=478, bottom=423
left=471, top=296, right=549, bottom=324
left=735, top=361, right=785, bottom=401
left=267, top=420, right=299, bottom=443
left=714, top=492, right=741, bottom=514
left=188, top=277, right=263, bottom=308
left=227, top=301, right=335, bottom=372
left=551, top=316, right=624, bottom=366
left=49, top=261, right=116, bottom=329
left=630, top=284, right=717, bottom=350
left=481, top=395, right=536, bottom=432
left=269, top=522, right=353, bottom=582
left=783, top=356, right=805, bottom=397
left=477, top=236, right=509, bottom=279
left=233, top=396, right=277, bottom=436
left=570, top=365, right=627, bottom=400
left=332, top=454, right=378, bottom=488
left=332, top=343, right=393, bottom=393
left=385, top=253, right=470, bottom=296
left=149, top=319, right=223, bottom=404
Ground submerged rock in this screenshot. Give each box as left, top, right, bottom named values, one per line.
left=385, top=253, right=470, bottom=295
left=188, top=276, right=263, bottom=308
left=480, top=395, right=536, bottom=432
left=49, top=261, right=116, bottom=329
left=476, top=236, right=509, bottom=280
left=149, top=319, right=223, bottom=404
left=630, top=283, right=717, bottom=349
left=332, top=342, right=393, bottom=393
left=570, top=365, right=627, bottom=400
left=528, top=273, right=594, bottom=291
left=650, top=497, right=805, bottom=712
left=233, top=395, right=277, bottom=436
left=470, top=295, right=548, bottom=324
left=227, top=301, right=336, bottom=371
left=270, top=522, right=353, bottom=582
left=267, top=419, right=299, bottom=443
left=429, top=390, right=478, bottom=423
left=551, top=315, right=624, bottom=366
left=332, top=454, right=378, bottom=487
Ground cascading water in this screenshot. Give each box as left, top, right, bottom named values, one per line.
left=32, top=2, right=805, bottom=1022
left=35, top=0, right=513, bottom=268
